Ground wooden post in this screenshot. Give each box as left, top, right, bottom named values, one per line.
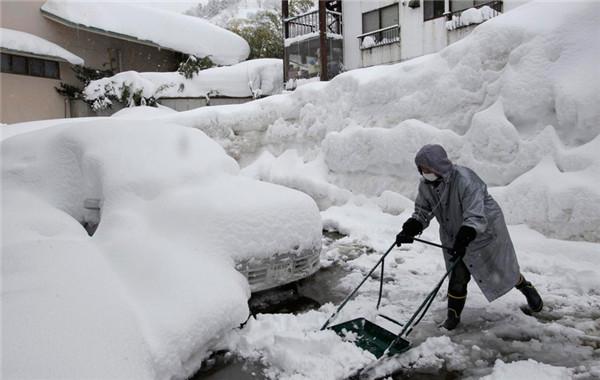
left=318, top=0, right=328, bottom=81
left=282, top=0, right=289, bottom=84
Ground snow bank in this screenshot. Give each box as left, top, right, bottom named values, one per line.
left=482, top=359, right=572, bottom=380
left=142, top=0, right=600, bottom=241
left=2, top=120, right=321, bottom=378
left=0, top=27, right=83, bottom=64
left=41, top=0, right=249, bottom=65
left=83, top=59, right=282, bottom=109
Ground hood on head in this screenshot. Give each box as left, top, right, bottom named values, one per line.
left=414, top=144, right=453, bottom=177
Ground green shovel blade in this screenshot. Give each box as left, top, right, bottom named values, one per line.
left=329, top=318, right=410, bottom=358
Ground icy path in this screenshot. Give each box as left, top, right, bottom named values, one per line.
left=225, top=207, right=600, bottom=380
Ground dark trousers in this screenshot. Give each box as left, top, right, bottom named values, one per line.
left=449, top=260, right=526, bottom=297
left=448, top=259, right=471, bottom=298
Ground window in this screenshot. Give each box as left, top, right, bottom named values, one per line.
left=362, top=10, right=379, bottom=34
left=0, top=53, right=60, bottom=79
left=423, top=0, right=445, bottom=21
left=451, top=0, right=496, bottom=12
left=359, top=3, right=400, bottom=49
left=362, top=3, right=399, bottom=34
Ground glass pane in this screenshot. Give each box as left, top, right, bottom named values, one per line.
left=451, top=0, right=474, bottom=12
left=29, top=58, right=45, bottom=77
left=44, top=60, right=59, bottom=78
left=362, top=10, right=379, bottom=33
left=424, top=0, right=434, bottom=20
left=11, top=55, right=27, bottom=74
left=327, top=38, right=343, bottom=79
left=381, top=4, right=399, bottom=28
left=1, top=53, right=10, bottom=73
left=434, top=0, right=446, bottom=18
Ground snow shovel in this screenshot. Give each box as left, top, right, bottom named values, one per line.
left=320, top=237, right=460, bottom=359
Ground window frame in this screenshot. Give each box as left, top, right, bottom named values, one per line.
left=0, top=52, right=61, bottom=79
left=361, top=3, right=400, bottom=34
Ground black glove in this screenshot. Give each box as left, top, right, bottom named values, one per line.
left=451, top=225, right=477, bottom=260
left=396, top=218, right=423, bottom=246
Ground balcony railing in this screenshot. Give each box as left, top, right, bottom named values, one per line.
left=446, top=1, right=503, bottom=31
left=284, top=9, right=342, bottom=39
left=357, top=25, right=400, bottom=50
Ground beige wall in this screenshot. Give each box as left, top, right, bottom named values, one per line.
left=0, top=0, right=182, bottom=124
left=1, top=64, right=69, bottom=124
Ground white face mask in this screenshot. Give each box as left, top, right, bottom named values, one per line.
left=422, top=173, right=439, bottom=182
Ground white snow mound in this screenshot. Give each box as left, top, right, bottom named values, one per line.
left=1, top=120, right=321, bottom=378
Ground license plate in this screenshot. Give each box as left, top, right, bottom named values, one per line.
left=269, top=262, right=292, bottom=279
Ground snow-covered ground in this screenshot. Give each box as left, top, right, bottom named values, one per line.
left=2, top=0, right=600, bottom=379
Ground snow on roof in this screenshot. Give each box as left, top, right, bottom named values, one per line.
left=0, top=27, right=83, bottom=65
left=40, top=0, right=250, bottom=65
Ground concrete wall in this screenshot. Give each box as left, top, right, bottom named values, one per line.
left=67, top=97, right=254, bottom=118
left=158, top=97, right=252, bottom=112
left=0, top=0, right=181, bottom=124
left=361, top=43, right=402, bottom=67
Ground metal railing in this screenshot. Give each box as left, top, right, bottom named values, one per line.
left=284, top=10, right=342, bottom=39
left=357, top=25, right=400, bottom=50
left=446, top=1, right=503, bottom=30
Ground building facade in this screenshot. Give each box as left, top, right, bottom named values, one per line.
left=1, top=1, right=182, bottom=124
left=343, top=0, right=528, bottom=70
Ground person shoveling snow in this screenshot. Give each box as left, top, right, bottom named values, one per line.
left=397, top=144, right=544, bottom=330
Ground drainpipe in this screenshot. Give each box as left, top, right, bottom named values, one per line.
left=65, top=98, right=71, bottom=118
left=117, top=49, right=123, bottom=72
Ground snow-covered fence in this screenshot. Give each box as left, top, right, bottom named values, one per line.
left=446, top=1, right=503, bottom=31
left=358, top=25, right=401, bottom=50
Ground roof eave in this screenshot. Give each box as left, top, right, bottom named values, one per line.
left=41, top=9, right=182, bottom=55
left=0, top=47, right=82, bottom=65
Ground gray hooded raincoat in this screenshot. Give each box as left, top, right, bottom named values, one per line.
left=411, top=145, right=520, bottom=302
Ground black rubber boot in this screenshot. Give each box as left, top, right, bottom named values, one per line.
left=442, top=293, right=466, bottom=330
left=516, top=276, right=543, bottom=313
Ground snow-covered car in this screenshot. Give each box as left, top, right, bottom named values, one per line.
left=2, top=119, right=322, bottom=379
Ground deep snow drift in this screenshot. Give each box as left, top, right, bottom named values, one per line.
left=1, top=120, right=321, bottom=379
left=156, top=0, right=600, bottom=242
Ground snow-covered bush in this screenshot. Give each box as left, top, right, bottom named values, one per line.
left=177, top=54, right=215, bottom=79
left=83, top=59, right=283, bottom=110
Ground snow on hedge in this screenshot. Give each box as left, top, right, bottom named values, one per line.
left=41, top=0, right=250, bottom=65
left=0, top=27, right=83, bottom=64
left=83, top=59, right=282, bottom=110
left=1, top=120, right=321, bottom=378
left=151, top=0, right=600, bottom=242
